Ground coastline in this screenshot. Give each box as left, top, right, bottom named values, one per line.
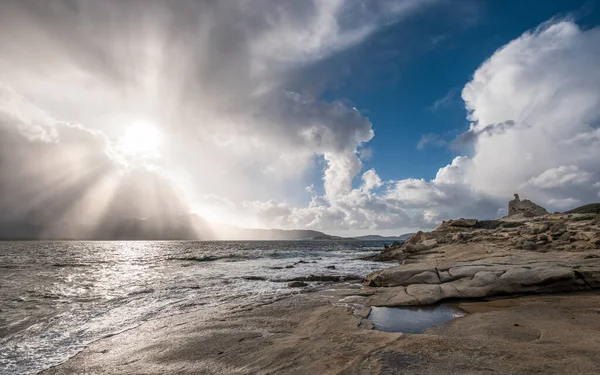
left=0, top=240, right=388, bottom=374
left=41, top=283, right=600, bottom=375
left=40, top=211, right=600, bottom=374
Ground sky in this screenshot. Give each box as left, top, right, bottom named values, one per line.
left=1, top=0, right=600, bottom=237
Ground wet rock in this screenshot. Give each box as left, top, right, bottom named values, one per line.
left=170, top=256, right=219, bottom=262
left=288, top=281, right=308, bottom=288
left=284, top=275, right=362, bottom=283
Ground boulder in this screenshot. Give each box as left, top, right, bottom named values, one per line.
left=508, top=194, right=549, bottom=217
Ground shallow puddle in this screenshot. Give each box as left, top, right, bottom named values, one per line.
left=368, top=305, right=466, bottom=333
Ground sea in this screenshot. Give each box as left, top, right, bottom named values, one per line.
left=0, top=240, right=389, bottom=374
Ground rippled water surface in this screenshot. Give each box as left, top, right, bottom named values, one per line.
left=0, top=240, right=386, bottom=374
left=368, top=305, right=466, bottom=333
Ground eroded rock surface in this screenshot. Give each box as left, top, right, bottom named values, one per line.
left=508, top=193, right=549, bottom=217
left=42, top=286, right=600, bottom=375
left=362, top=252, right=598, bottom=306
left=362, top=209, right=600, bottom=306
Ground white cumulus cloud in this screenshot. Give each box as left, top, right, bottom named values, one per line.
left=526, top=166, right=591, bottom=189
left=1, top=3, right=599, bottom=235
left=247, top=19, right=600, bottom=230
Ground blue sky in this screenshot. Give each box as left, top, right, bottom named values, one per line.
left=1, top=0, right=600, bottom=236
left=317, top=0, right=600, bottom=183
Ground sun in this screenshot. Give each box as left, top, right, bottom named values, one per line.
left=118, top=120, right=163, bottom=158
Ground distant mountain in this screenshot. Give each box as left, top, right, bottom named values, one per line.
left=218, top=228, right=342, bottom=241
left=0, top=213, right=341, bottom=241
left=0, top=222, right=45, bottom=240
left=564, top=203, right=600, bottom=214
left=351, top=233, right=416, bottom=241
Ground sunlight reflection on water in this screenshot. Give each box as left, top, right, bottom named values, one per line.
left=0, top=240, right=387, bottom=374
left=368, top=305, right=466, bottom=333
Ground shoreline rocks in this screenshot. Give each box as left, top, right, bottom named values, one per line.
left=288, top=281, right=308, bottom=288
left=279, top=274, right=362, bottom=283
left=361, top=252, right=599, bottom=306
left=361, top=202, right=600, bottom=307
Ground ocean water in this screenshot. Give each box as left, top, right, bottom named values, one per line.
left=0, top=240, right=387, bottom=374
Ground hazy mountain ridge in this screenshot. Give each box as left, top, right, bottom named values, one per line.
left=0, top=212, right=419, bottom=241
left=351, top=233, right=415, bottom=241
left=0, top=214, right=343, bottom=241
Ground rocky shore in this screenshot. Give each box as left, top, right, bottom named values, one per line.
left=42, top=199, right=600, bottom=374
left=42, top=287, right=600, bottom=374
left=358, top=201, right=600, bottom=307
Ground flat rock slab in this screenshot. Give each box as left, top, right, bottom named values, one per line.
left=362, top=251, right=600, bottom=306
left=42, top=289, right=600, bottom=375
